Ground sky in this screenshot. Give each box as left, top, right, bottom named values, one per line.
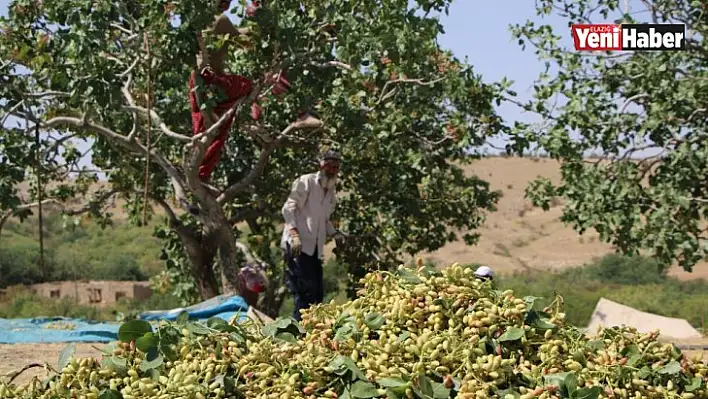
left=0, top=0, right=607, bottom=171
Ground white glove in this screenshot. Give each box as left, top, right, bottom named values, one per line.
left=289, top=229, right=302, bottom=256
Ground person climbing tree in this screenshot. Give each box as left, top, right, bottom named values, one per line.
left=183, top=0, right=324, bottom=215
left=189, top=0, right=284, bottom=183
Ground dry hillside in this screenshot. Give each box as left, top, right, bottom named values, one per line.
left=418, top=157, right=708, bottom=281
left=11, top=156, right=708, bottom=280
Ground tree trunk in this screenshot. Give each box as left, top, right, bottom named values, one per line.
left=260, top=270, right=289, bottom=319
left=174, top=224, right=220, bottom=299
left=217, top=224, right=245, bottom=295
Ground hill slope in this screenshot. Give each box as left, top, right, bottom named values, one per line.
left=8, top=157, right=707, bottom=280
left=418, top=157, right=708, bottom=280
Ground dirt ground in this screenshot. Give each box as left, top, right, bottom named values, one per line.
left=0, top=343, right=102, bottom=386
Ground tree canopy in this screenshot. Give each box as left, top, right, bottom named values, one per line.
left=2, top=0, right=705, bottom=314
left=508, top=0, right=707, bottom=271
left=0, top=0, right=506, bottom=313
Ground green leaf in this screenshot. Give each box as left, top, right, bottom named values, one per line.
left=686, top=376, right=702, bottom=392
left=334, top=323, right=357, bottom=341
left=275, top=332, right=298, bottom=343
left=176, top=311, right=190, bottom=324
left=207, top=317, right=233, bottom=332
left=430, top=381, right=451, bottom=399
left=147, top=368, right=160, bottom=382
left=573, top=386, right=602, bottom=399
left=102, top=355, right=128, bottom=374
left=586, top=340, right=605, bottom=351
left=364, top=312, right=385, bottom=330
left=386, top=388, right=403, bottom=399
left=398, top=332, right=410, bottom=342
left=186, top=322, right=211, bottom=335
left=543, top=372, right=571, bottom=390
left=627, top=353, right=642, bottom=367
left=396, top=269, right=422, bottom=284
left=523, top=296, right=542, bottom=309
left=637, top=366, right=652, bottom=379
left=58, top=342, right=76, bottom=370
left=377, top=377, right=408, bottom=388
left=98, top=390, right=123, bottom=399
left=139, top=353, right=164, bottom=372
left=571, top=350, right=587, bottom=367
left=498, top=327, right=525, bottom=342
left=160, top=344, right=178, bottom=362
left=413, top=374, right=434, bottom=399
left=118, top=320, right=153, bottom=343
left=564, top=373, right=578, bottom=395
left=135, top=333, right=158, bottom=353
left=350, top=381, right=379, bottom=398
left=328, top=356, right=367, bottom=381
left=657, top=360, right=681, bottom=375
left=527, top=310, right=556, bottom=329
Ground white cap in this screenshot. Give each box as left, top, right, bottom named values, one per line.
left=474, top=265, right=493, bottom=278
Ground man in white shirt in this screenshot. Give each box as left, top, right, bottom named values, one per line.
left=281, top=150, right=346, bottom=320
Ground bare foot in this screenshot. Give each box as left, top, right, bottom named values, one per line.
left=293, top=113, right=324, bottom=129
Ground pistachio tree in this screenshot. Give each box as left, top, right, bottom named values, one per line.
left=507, top=0, right=707, bottom=271
left=0, top=0, right=507, bottom=315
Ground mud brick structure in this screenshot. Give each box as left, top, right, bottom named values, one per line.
left=26, top=280, right=153, bottom=307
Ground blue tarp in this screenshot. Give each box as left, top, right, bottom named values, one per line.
left=0, top=317, right=120, bottom=344
left=137, top=294, right=249, bottom=322
left=0, top=295, right=250, bottom=344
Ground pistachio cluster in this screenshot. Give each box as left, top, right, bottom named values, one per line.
left=1, top=262, right=706, bottom=399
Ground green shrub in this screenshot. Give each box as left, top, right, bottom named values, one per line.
left=498, top=254, right=708, bottom=330
left=584, top=253, right=667, bottom=285
left=0, top=212, right=162, bottom=287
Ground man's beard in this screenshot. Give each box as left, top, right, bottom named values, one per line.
left=319, top=171, right=337, bottom=189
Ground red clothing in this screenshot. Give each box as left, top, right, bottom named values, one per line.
left=189, top=70, right=253, bottom=180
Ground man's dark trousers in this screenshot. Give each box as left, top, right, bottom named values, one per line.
left=284, top=244, right=324, bottom=321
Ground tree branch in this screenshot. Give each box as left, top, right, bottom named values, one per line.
left=0, top=189, right=119, bottom=238
left=185, top=82, right=265, bottom=197
left=190, top=82, right=264, bottom=143
left=217, top=120, right=305, bottom=204
left=41, top=115, right=189, bottom=206
left=124, top=105, right=191, bottom=141
left=1, top=100, right=25, bottom=127
left=377, top=77, right=446, bottom=105
left=619, top=93, right=649, bottom=113
left=25, top=91, right=70, bottom=99
left=229, top=208, right=266, bottom=225
left=121, top=73, right=190, bottom=142
left=118, top=57, right=141, bottom=78
left=310, top=60, right=353, bottom=71
left=217, top=143, right=278, bottom=204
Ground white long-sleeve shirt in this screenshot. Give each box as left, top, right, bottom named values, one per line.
left=281, top=171, right=337, bottom=259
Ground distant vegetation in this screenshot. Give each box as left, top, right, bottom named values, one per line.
left=2, top=216, right=706, bottom=333
left=0, top=212, right=164, bottom=288
left=499, top=254, right=708, bottom=332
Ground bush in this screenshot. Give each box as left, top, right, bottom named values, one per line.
left=0, top=286, right=184, bottom=321
left=0, top=244, right=59, bottom=288
left=584, top=253, right=667, bottom=285
left=0, top=212, right=162, bottom=287
left=498, top=254, right=708, bottom=330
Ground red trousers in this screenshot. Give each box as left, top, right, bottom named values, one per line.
left=189, top=70, right=253, bottom=180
